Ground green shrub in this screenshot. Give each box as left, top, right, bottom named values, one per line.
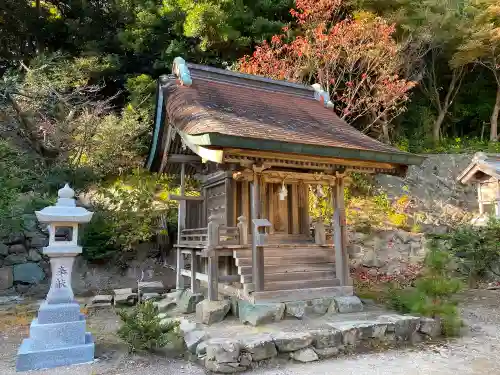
left=388, top=240, right=463, bottom=336
left=117, top=301, right=181, bottom=353
left=442, top=218, right=500, bottom=284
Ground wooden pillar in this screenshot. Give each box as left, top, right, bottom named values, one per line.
left=333, top=177, right=350, bottom=286
left=237, top=216, right=249, bottom=245
left=291, top=184, right=300, bottom=234
left=207, top=215, right=220, bottom=301
left=251, top=174, right=264, bottom=292
left=268, top=184, right=275, bottom=234
left=225, top=178, right=235, bottom=227
left=478, top=182, right=484, bottom=215
left=190, top=250, right=198, bottom=292
left=242, top=182, right=250, bottom=233
left=176, top=163, right=186, bottom=290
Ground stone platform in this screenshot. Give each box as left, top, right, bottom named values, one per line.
left=164, top=302, right=441, bottom=373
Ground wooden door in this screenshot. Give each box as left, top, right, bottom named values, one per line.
left=271, top=183, right=289, bottom=233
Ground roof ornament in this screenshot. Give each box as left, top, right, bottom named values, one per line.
left=172, top=57, right=192, bottom=87
left=312, top=83, right=335, bottom=109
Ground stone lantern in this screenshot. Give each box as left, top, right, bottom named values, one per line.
left=16, top=184, right=95, bottom=371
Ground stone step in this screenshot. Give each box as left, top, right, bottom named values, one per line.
left=235, top=255, right=333, bottom=267
left=240, top=270, right=336, bottom=284
left=251, top=286, right=353, bottom=303
left=238, top=263, right=335, bottom=276
left=263, top=278, right=341, bottom=291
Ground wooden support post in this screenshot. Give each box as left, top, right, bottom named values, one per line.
left=251, top=175, right=265, bottom=292
left=291, top=184, right=300, bottom=234
left=478, top=183, right=484, bottom=215
left=314, top=221, right=326, bottom=245
left=190, top=249, right=198, bottom=292
left=300, top=183, right=309, bottom=235
left=242, top=182, right=250, bottom=234
left=333, top=177, right=350, bottom=286
left=176, top=163, right=186, bottom=290
left=268, top=184, right=275, bottom=234
left=225, top=178, right=235, bottom=227
left=237, top=216, right=249, bottom=245
left=207, top=215, right=220, bottom=301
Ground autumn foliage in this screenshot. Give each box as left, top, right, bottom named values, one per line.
left=239, top=0, right=416, bottom=138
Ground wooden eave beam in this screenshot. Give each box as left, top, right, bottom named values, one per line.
left=169, top=194, right=205, bottom=201
left=167, top=154, right=202, bottom=163
left=223, top=148, right=398, bottom=172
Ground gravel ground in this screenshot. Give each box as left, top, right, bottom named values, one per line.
left=1, top=290, right=500, bottom=375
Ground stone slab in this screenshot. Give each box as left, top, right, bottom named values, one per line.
left=114, top=293, right=137, bottom=306
left=330, top=296, right=364, bottom=314
left=184, top=330, right=208, bottom=354
left=272, top=331, right=313, bottom=353
left=142, top=292, right=163, bottom=301
left=91, top=295, right=113, bottom=305
left=29, top=318, right=86, bottom=350
left=16, top=332, right=94, bottom=371
left=290, top=347, right=318, bottom=362
left=37, top=302, right=82, bottom=324
left=240, top=334, right=277, bottom=361
left=138, top=281, right=166, bottom=294
left=177, top=290, right=204, bottom=314
left=196, top=300, right=231, bottom=325
left=154, top=298, right=176, bottom=312
left=238, top=301, right=285, bottom=326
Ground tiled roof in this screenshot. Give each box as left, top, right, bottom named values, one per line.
left=165, top=77, right=405, bottom=156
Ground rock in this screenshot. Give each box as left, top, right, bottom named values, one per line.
left=114, top=292, right=138, bottom=306
left=238, top=301, right=285, bottom=326
left=142, top=292, right=163, bottom=301
left=285, top=299, right=331, bottom=319
left=290, top=348, right=318, bottom=363
left=196, top=299, right=231, bottom=325
left=8, top=243, right=27, bottom=254
left=314, top=347, right=340, bottom=359
left=91, top=295, right=113, bottom=305
left=328, top=321, right=387, bottom=342
left=239, top=352, right=252, bottom=367
left=184, top=330, right=208, bottom=354
left=177, top=289, right=204, bottom=313
left=330, top=296, right=364, bottom=313
left=165, top=290, right=182, bottom=301
left=4, top=254, right=27, bottom=266
left=419, top=317, right=441, bottom=338
left=29, top=235, right=48, bottom=248
left=138, top=281, right=165, bottom=294
left=205, top=359, right=246, bottom=373
left=228, top=297, right=239, bottom=317
left=196, top=341, right=208, bottom=358
left=0, top=243, right=9, bottom=256
left=27, top=249, right=42, bottom=262
left=272, top=331, right=313, bottom=352
left=309, top=329, right=342, bottom=349
left=205, top=338, right=241, bottom=363
left=179, top=318, right=197, bottom=334
left=0, top=267, right=14, bottom=290
left=0, top=295, right=23, bottom=305
left=154, top=298, right=176, bottom=312
left=13, top=263, right=45, bottom=284
left=377, top=315, right=420, bottom=340
left=5, top=233, right=24, bottom=245
left=395, top=230, right=411, bottom=243
left=240, top=334, right=277, bottom=361
left=114, top=288, right=133, bottom=295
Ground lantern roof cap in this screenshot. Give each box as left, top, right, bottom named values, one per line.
left=35, top=184, right=93, bottom=223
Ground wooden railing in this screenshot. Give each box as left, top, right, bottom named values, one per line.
left=179, top=215, right=249, bottom=247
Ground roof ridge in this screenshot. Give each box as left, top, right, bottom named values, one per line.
left=187, top=62, right=315, bottom=99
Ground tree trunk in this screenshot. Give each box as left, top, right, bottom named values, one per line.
left=433, top=110, right=446, bottom=144
left=491, top=84, right=500, bottom=142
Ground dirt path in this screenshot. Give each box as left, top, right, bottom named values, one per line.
left=1, top=290, right=500, bottom=375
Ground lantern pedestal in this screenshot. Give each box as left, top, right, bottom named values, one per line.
left=16, top=184, right=95, bottom=372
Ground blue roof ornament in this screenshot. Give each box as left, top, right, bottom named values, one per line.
left=172, top=57, right=192, bottom=86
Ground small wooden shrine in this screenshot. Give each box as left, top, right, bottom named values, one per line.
left=458, top=152, right=500, bottom=226
left=146, top=57, right=424, bottom=303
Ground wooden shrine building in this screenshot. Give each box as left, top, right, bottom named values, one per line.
left=458, top=152, right=500, bottom=226
left=146, top=57, right=424, bottom=303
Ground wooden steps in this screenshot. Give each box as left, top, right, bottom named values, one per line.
left=264, top=278, right=340, bottom=291
left=240, top=270, right=336, bottom=284
left=252, top=286, right=353, bottom=303
left=235, top=255, right=334, bottom=267
left=238, top=263, right=336, bottom=276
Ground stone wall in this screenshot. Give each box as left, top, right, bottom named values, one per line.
left=0, top=214, right=49, bottom=296
left=349, top=229, right=426, bottom=276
